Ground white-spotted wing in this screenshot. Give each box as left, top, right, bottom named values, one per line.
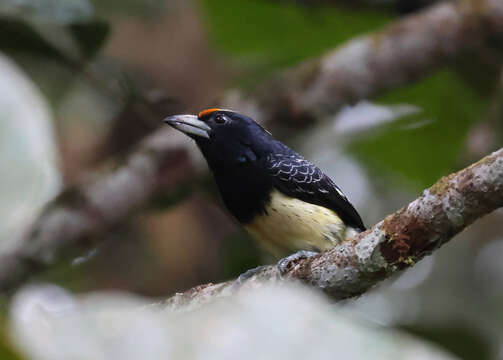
left=264, top=153, right=365, bottom=231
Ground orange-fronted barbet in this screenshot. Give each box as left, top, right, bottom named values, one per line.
left=164, top=109, right=365, bottom=270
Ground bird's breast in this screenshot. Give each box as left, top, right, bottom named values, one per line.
left=243, top=190, right=347, bottom=257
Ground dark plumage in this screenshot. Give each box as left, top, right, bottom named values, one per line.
left=264, top=153, right=364, bottom=230
left=164, top=109, right=365, bottom=257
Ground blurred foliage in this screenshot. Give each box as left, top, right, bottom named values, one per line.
left=34, top=257, right=96, bottom=293
left=0, top=337, right=24, bottom=360
left=93, top=0, right=166, bottom=18
left=150, top=182, right=196, bottom=210
left=0, top=0, right=109, bottom=105
left=219, top=232, right=262, bottom=279
left=0, top=18, right=69, bottom=63
left=67, top=21, right=109, bottom=60
left=0, top=18, right=108, bottom=63
left=0, top=0, right=108, bottom=62
left=401, top=325, right=492, bottom=360
left=200, top=0, right=394, bottom=83
left=0, top=297, right=19, bottom=359
left=349, top=70, right=488, bottom=189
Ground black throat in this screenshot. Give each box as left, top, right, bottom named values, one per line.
left=212, top=162, right=273, bottom=224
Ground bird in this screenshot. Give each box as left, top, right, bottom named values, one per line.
left=164, top=108, right=365, bottom=264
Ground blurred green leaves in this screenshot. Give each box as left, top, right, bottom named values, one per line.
left=200, top=0, right=393, bottom=80
left=0, top=18, right=69, bottom=62
left=0, top=337, right=24, bottom=360
left=219, top=232, right=262, bottom=280
left=402, top=324, right=492, bottom=360
left=67, top=21, right=109, bottom=60
left=0, top=0, right=108, bottom=65
left=0, top=0, right=109, bottom=103
left=0, top=18, right=108, bottom=64
left=349, top=70, right=488, bottom=189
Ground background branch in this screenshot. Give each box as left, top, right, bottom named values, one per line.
left=0, top=130, right=195, bottom=293
left=228, top=0, right=503, bottom=125
left=165, top=148, right=503, bottom=311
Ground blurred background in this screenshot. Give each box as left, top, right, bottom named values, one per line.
left=1, top=0, right=503, bottom=359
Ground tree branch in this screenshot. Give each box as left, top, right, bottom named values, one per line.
left=227, top=0, right=503, bottom=125
left=164, top=148, right=503, bottom=311
left=2, top=0, right=503, bottom=294
left=0, top=130, right=196, bottom=293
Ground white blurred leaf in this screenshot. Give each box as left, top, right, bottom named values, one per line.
left=10, top=283, right=458, bottom=360
left=0, top=54, right=60, bottom=253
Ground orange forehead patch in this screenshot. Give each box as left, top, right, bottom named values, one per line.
left=198, top=108, right=221, bottom=119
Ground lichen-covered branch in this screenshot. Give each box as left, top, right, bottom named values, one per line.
left=0, top=129, right=195, bottom=293
left=227, top=0, right=503, bottom=125
left=164, top=148, right=503, bottom=310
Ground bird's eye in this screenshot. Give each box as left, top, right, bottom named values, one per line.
left=214, top=114, right=229, bottom=125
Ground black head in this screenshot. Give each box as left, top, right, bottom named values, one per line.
left=164, top=109, right=280, bottom=170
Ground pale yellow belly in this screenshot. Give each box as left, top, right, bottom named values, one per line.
left=244, top=190, right=351, bottom=257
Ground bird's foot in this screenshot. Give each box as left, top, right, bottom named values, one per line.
left=234, top=265, right=269, bottom=288
left=277, top=250, right=319, bottom=275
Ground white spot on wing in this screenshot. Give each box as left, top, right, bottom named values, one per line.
left=334, top=186, right=347, bottom=199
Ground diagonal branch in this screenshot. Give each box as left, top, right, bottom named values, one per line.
left=164, top=148, right=503, bottom=311
left=0, top=130, right=196, bottom=293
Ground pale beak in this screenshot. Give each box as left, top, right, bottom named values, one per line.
left=163, top=114, right=212, bottom=139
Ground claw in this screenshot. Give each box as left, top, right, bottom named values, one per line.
left=233, top=265, right=269, bottom=289
left=277, top=250, right=319, bottom=275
